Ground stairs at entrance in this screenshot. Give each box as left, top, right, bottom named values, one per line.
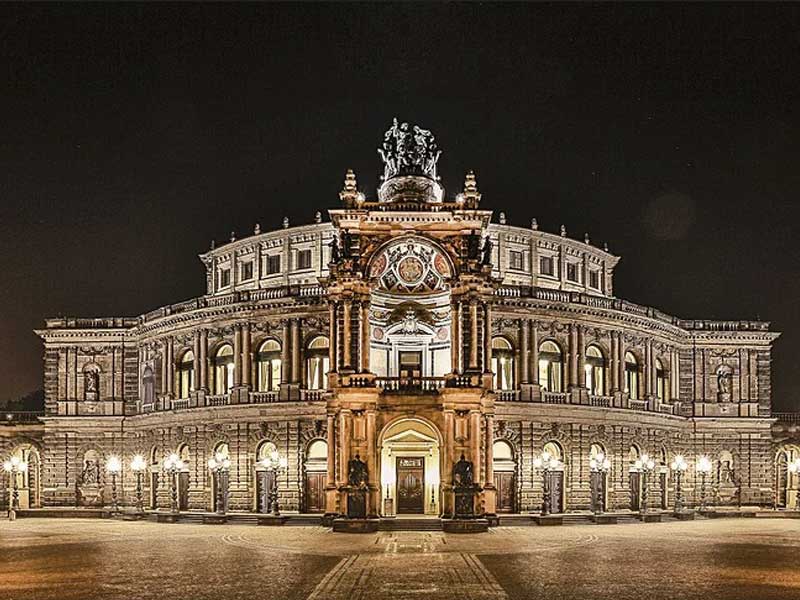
left=379, top=516, right=443, bottom=531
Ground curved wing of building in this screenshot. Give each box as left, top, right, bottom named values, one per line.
left=4, top=120, right=796, bottom=518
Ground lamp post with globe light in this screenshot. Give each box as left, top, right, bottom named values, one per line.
left=533, top=451, right=562, bottom=516
left=589, top=452, right=611, bottom=515
left=788, top=458, right=800, bottom=511
left=130, top=454, right=147, bottom=514
left=106, top=455, right=122, bottom=514
left=634, top=453, right=656, bottom=514
left=163, top=453, right=185, bottom=514
left=670, top=455, right=688, bottom=512
left=696, top=455, right=713, bottom=512
left=3, top=456, right=28, bottom=520
left=207, top=452, right=231, bottom=515
left=260, top=449, right=288, bottom=516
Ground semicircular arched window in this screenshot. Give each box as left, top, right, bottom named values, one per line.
left=492, top=337, right=515, bottom=391
left=176, top=350, right=195, bottom=399
left=625, top=352, right=639, bottom=399
left=584, top=345, right=606, bottom=395
left=538, top=341, right=563, bottom=393
left=256, top=340, right=281, bottom=392
left=213, top=345, right=234, bottom=395
left=306, top=336, right=330, bottom=391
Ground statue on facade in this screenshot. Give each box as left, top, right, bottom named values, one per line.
left=81, top=459, right=100, bottom=485
left=452, top=453, right=478, bottom=518
left=346, top=454, right=369, bottom=519
left=84, top=368, right=99, bottom=401
left=328, top=235, right=340, bottom=264
left=717, top=365, right=733, bottom=401
left=378, top=118, right=441, bottom=181
left=481, top=236, right=493, bottom=266
left=453, top=454, right=474, bottom=488
left=341, top=231, right=353, bottom=259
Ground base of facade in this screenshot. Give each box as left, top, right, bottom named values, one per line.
left=256, top=515, right=289, bottom=526
left=332, top=518, right=380, bottom=533
left=592, top=513, right=618, bottom=524
left=533, top=514, right=564, bottom=526
left=203, top=514, right=228, bottom=524
left=674, top=510, right=696, bottom=521
left=640, top=513, right=664, bottom=523
left=154, top=512, right=180, bottom=523
left=441, top=518, right=489, bottom=533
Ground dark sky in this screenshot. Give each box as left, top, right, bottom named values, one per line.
left=2, top=4, right=799, bottom=410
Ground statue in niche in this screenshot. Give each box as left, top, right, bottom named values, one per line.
left=453, top=453, right=474, bottom=488
left=341, top=231, right=353, bottom=259
left=481, top=236, right=493, bottom=266
left=347, top=454, right=368, bottom=489
left=467, top=234, right=480, bottom=261
left=717, top=365, right=733, bottom=401
left=328, top=236, right=340, bottom=264
left=84, top=368, right=99, bottom=401
left=81, top=459, right=100, bottom=485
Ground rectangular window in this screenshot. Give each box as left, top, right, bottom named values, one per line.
left=241, top=261, right=253, bottom=281
left=566, top=263, right=578, bottom=282
left=589, top=270, right=600, bottom=289
left=219, top=268, right=231, bottom=288
left=297, top=249, right=312, bottom=270
left=540, top=256, right=554, bottom=276
left=266, top=255, right=281, bottom=275
left=509, top=250, right=524, bottom=271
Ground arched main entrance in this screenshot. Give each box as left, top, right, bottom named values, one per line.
left=379, top=417, right=441, bottom=516
left=6, top=444, right=41, bottom=509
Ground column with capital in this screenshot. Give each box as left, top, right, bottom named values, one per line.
left=361, top=301, right=370, bottom=373
left=468, top=299, right=479, bottom=371
left=577, top=325, right=587, bottom=403
left=450, top=298, right=461, bottom=374
left=231, top=324, right=243, bottom=403
left=279, top=320, right=291, bottom=400
left=325, top=413, right=338, bottom=516
left=483, top=414, right=496, bottom=517
left=342, top=300, right=352, bottom=371
left=242, top=322, right=251, bottom=389
left=442, top=409, right=455, bottom=517
left=199, top=329, right=208, bottom=407
left=366, top=410, right=377, bottom=516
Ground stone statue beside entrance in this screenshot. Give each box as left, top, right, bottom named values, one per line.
left=452, top=454, right=480, bottom=518
left=346, top=454, right=369, bottom=518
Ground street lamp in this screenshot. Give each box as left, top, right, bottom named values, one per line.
left=589, top=452, right=611, bottom=515
left=163, top=453, right=185, bottom=514
left=207, top=452, right=231, bottom=515
left=633, top=453, right=656, bottom=514
left=3, top=456, right=28, bottom=520
left=106, top=455, right=122, bottom=514
left=696, top=455, right=713, bottom=512
left=670, top=454, right=688, bottom=512
left=787, top=458, right=800, bottom=511
left=533, top=450, right=562, bottom=516
left=260, top=449, right=288, bottom=516
left=130, top=454, right=147, bottom=514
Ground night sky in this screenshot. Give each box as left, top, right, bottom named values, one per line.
left=2, top=4, right=799, bottom=410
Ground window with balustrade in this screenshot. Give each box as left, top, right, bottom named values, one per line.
left=213, top=344, right=234, bottom=394
left=306, top=336, right=330, bottom=390
left=625, top=352, right=640, bottom=399
left=491, top=337, right=515, bottom=391
left=176, top=350, right=195, bottom=399
left=584, top=345, right=606, bottom=395
left=256, top=340, right=281, bottom=392
left=538, top=340, right=563, bottom=392
left=655, top=358, right=668, bottom=403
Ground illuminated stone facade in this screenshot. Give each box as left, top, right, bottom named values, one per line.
left=2, top=121, right=796, bottom=516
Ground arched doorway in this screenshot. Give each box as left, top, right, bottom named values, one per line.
left=6, top=445, right=41, bottom=509
left=176, top=444, right=190, bottom=511
left=543, top=441, right=566, bottom=513
left=255, top=441, right=278, bottom=513
left=379, top=417, right=441, bottom=516
left=775, top=445, right=799, bottom=508
left=628, top=444, right=642, bottom=511
left=304, top=440, right=327, bottom=513
left=210, top=442, right=230, bottom=512
left=492, top=440, right=516, bottom=513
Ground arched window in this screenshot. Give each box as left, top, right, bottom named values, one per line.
left=584, top=345, right=606, bottom=395
left=306, top=336, right=330, bottom=390
left=257, top=441, right=279, bottom=464
left=625, top=352, right=639, bottom=399
left=142, top=366, right=155, bottom=405
left=256, top=340, right=281, bottom=392
left=590, top=443, right=606, bottom=462
left=543, top=441, right=563, bottom=463
left=213, top=345, right=234, bottom=395
left=213, top=442, right=230, bottom=460
left=655, top=358, right=667, bottom=403
left=538, top=341, right=563, bottom=392
left=176, top=351, right=195, bottom=399
left=628, top=444, right=641, bottom=465
left=492, top=337, right=515, bottom=391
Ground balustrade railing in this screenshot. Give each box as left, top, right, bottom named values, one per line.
left=171, top=398, right=190, bottom=410
left=205, top=394, right=229, bottom=407
left=628, top=399, right=648, bottom=411
left=140, top=402, right=156, bottom=414
left=496, top=389, right=520, bottom=401
left=657, top=403, right=675, bottom=415
left=590, top=395, right=613, bottom=407
left=774, top=412, right=800, bottom=423
left=300, top=389, right=326, bottom=401
left=376, top=377, right=446, bottom=393
left=1, top=411, right=43, bottom=425
left=249, top=391, right=279, bottom=403
left=542, top=391, right=568, bottom=404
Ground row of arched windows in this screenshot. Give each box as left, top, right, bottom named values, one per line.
left=174, top=336, right=330, bottom=398
left=491, top=337, right=669, bottom=400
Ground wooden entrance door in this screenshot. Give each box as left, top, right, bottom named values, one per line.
left=548, top=471, right=564, bottom=513
left=150, top=472, right=159, bottom=509
left=629, top=471, right=642, bottom=511
left=305, top=472, right=326, bottom=513
left=659, top=472, right=669, bottom=509
left=257, top=471, right=274, bottom=513
left=178, top=472, right=190, bottom=510
left=396, top=457, right=425, bottom=514
left=494, top=471, right=515, bottom=513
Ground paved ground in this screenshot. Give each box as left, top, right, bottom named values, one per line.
left=1, top=518, right=799, bottom=600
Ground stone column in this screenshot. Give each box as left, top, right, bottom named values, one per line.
left=161, top=340, right=168, bottom=394
left=342, top=300, right=352, bottom=369
left=199, top=329, right=208, bottom=390
left=338, top=410, right=350, bottom=488
left=531, top=322, right=539, bottom=385
left=193, top=333, right=201, bottom=390
left=242, top=323, right=251, bottom=387
left=469, top=300, right=479, bottom=370
left=281, top=321, right=291, bottom=384
left=568, top=324, right=578, bottom=389
left=451, top=299, right=461, bottom=373
left=366, top=410, right=377, bottom=515
left=577, top=325, right=586, bottom=388
left=166, top=338, right=174, bottom=396
left=520, top=319, right=530, bottom=384
left=644, top=339, right=652, bottom=401
left=291, top=319, right=301, bottom=384
left=325, top=413, right=337, bottom=514
left=443, top=409, right=455, bottom=517
left=483, top=301, right=492, bottom=373
left=618, top=335, right=626, bottom=395
left=610, top=332, right=619, bottom=392
left=484, top=413, right=496, bottom=516
left=233, top=325, right=242, bottom=387
left=328, top=302, right=337, bottom=373
left=470, top=411, right=482, bottom=485
left=361, top=302, right=370, bottom=373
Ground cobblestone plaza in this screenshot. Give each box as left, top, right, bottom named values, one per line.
left=1, top=518, right=799, bottom=600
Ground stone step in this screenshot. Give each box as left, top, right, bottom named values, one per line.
left=379, top=518, right=442, bottom=531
